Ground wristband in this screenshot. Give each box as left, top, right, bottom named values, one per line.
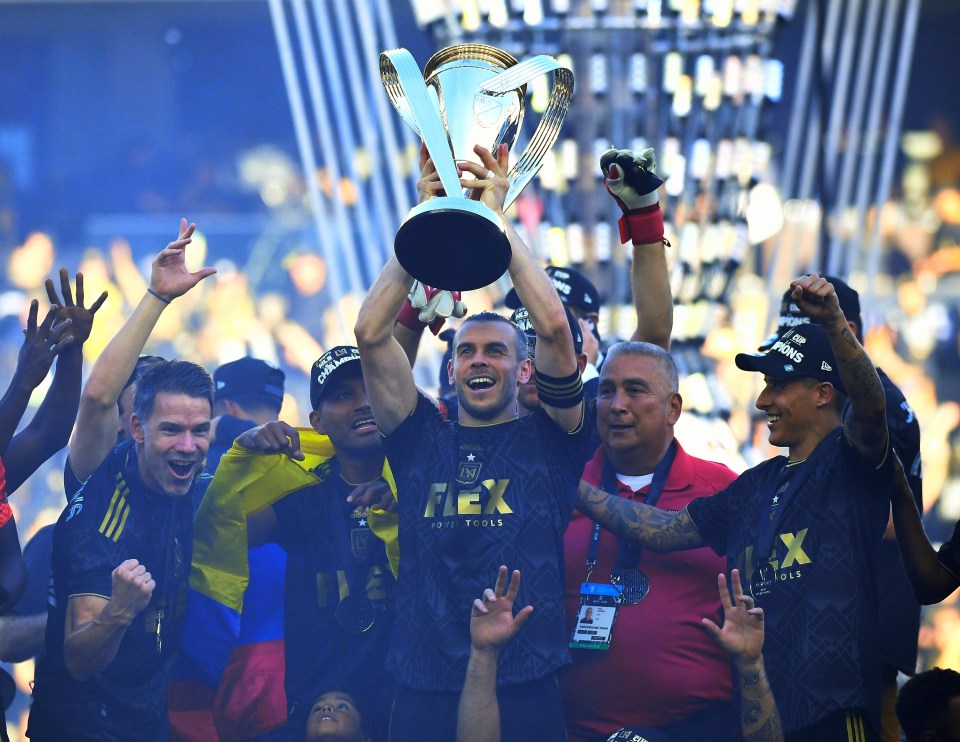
left=395, top=298, right=426, bottom=331
left=617, top=202, right=665, bottom=245
left=535, top=368, right=584, bottom=409
left=147, top=288, right=172, bottom=305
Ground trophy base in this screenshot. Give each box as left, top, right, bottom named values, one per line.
left=396, top=198, right=511, bottom=291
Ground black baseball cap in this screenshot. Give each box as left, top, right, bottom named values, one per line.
left=214, top=357, right=285, bottom=405
left=504, top=265, right=601, bottom=315
left=737, top=324, right=845, bottom=393
left=509, top=305, right=584, bottom=355
left=310, top=346, right=363, bottom=410
left=760, top=276, right=862, bottom=350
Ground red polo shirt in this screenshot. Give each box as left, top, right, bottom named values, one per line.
left=561, top=439, right=736, bottom=741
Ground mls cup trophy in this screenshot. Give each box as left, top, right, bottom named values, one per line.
left=381, top=44, right=574, bottom=290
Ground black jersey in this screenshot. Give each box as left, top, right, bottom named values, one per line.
left=382, top=393, right=593, bottom=692
left=29, top=442, right=206, bottom=741
left=271, top=457, right=395, bottom=725
left=687, top=429, right=891, bottom=735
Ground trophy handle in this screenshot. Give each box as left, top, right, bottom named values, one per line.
left=380, top=48, right=462, bottom=199
left=480, top=56, right=574, bottom=209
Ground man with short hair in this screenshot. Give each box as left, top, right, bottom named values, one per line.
left=28, top=360, right=215, bottom=741
left=576, top=275, right=891, bottom=740
left=168, top=355, right=288, bottom=741
left=561, top=146, right=737, bottom=741
left=763, top=276, right=923, bottom=740
left=562, top=341, right=738, bottom=741
left=212, top=346, right=397, bottom=740
left=355, top=143, right=593, bottom=741
left=895, top=668, right=960, bottom=742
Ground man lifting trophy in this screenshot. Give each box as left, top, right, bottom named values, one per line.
left=380, top=43, right=574, bottom=290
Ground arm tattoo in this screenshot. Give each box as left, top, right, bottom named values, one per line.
left=576, top=480, right=704, bottom=553
left=836, top=328, right=887, bottom=459
left=739, top=661, right=785, bottom=742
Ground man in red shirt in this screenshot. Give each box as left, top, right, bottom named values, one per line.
left=561, top=148, right=737, bottom=741
left=561, top=342, right=738, bottom=741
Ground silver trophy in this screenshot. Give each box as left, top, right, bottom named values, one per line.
left=381, top=44, right=574, bottom=290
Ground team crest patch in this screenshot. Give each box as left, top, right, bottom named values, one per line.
left=351, top=528, right=370, bottom=559
left=457, top=445, right=484, bottom=486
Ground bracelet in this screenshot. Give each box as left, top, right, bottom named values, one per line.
left=147, top=288, right=172, bottom=305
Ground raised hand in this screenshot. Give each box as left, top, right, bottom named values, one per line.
left=701, top=569, right=765, bottom=669
left=150, top=218, right=217, bottom=301
left=470, top=565, right=534, bottom=654
left=45, top=268, right=108, bottom=348
left=417, top=141, right=446, bottom=203
left=600, top=147, right=663, bottom=212
left=345, top=480, right=396, bottom=513
left=788, top=274, right=844, bottom=327
left=398, top=281, right=467, bottom=335
left=16, top=300, right=73, bottom=390
left=600, top=147, right=666, bottom=245
left=457, top=144, right=511, bottom=216
left=235, top=421, right=304, bottom=461
left=107, top=559, right=156, bottom=624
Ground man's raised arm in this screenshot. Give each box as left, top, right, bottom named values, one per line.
left=890, top=454, right=960, bottom=604
left=355, top=255, right=419, bottom=436
left=599, top=147, right=673, bottom=349
left=788, top=274, right=888, bottom=465
left=69, top=219, right=214, bottom=482
left=459, top=144, right=582, bottom=431
left=5, top=270, right=106, bottom=493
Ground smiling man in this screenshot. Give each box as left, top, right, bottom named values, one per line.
left=561, top=342, right=738, bottom=742
left=575, top=275, right=892, bottom=741
left=28, top=361, right=214, bottom=742
left=229, top=346, right=397, bottom=740
left=354, top=144, right=594, bottom=742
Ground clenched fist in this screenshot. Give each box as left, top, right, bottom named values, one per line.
left=108, top=559, right=156, bottom=624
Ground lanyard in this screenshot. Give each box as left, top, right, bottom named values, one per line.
left=585, top=440, right=677, bottom=581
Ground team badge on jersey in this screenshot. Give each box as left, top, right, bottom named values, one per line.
left=457, top=445, right=484, bottom=486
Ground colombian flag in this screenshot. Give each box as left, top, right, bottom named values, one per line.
left=169, top=430, right=398, bottom=740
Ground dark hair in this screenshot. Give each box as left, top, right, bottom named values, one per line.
left=455, top=311, right=529, bottom=362
left=121, top=355, right=166, bottom=395
left=133, top=360, right=214, bottom=423
left=604, top=341, right=680, bottom=394
left=897, top=667, right=960, bottom=742
left=307, top=686, right=375, bottom=740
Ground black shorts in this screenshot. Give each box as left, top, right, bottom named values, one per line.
left=786, top=709, right=878, bottom=742
left=390, top=674, right=567, bottom=742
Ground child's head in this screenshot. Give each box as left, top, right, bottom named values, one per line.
left=304, top=689, right=372, bottom=742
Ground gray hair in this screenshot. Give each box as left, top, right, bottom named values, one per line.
left=603, top=342, right=679, bottom=394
